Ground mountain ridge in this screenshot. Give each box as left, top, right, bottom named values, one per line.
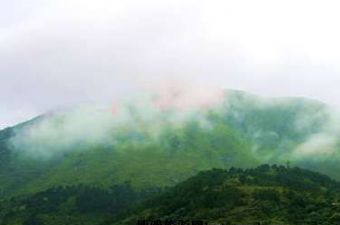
left=0, top=89, right=339, bottom=199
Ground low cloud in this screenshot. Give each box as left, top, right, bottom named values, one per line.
left=293, top=134, right=337, bottom=158
left=8, top=81, right=225, bottom=159
left=3, top=0, right=340, bottom=128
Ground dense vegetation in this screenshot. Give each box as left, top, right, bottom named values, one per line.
left=1, top=165, right=340, bottom=225
left=0, top=182, right=158, bottom=225
left=115, top=165, right=340, bottom=225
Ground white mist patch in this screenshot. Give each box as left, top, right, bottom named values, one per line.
left=9, top=84, right=225, bottom=159
left=9, top=104, right=118, bottom=158
left=293, top=134, right=337, bottom=158
left=143, top=79, right=225, bottom=112
left=292, top=107, right=340, bottom=158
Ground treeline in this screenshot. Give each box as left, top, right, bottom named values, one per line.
left=2, top=165, right=340, bottom=225
left=116, top=165, right=340, bottom=225
left=0, top=183, right=160, bottom=225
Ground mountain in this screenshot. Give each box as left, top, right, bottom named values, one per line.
left=0, top=89, right=339, bottom=199
left=2, top=165, right=340, bottom=225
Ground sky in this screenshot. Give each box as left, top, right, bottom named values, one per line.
left=1, top=0, right=340, bottom=128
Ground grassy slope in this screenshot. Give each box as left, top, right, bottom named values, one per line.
left=0, top=90, right=340, bottom=198
left=0, top=117, right=257, bottom=197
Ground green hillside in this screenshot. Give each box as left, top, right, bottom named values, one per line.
left=0, top=89, right=339, bottom=200
left=114, top=165, right=340, bottom=225
left=0, top=96, right=258, bottom=196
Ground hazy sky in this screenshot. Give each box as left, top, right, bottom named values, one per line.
left=1, top=0, right=340, bottom=128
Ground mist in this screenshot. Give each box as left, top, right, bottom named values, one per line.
left=3, top=0, right=340, bottom=128
left=8, top=80, right=340, bottom=164
left=292, top=111, right=340, bottom=159
left=2, top=0, right=340, bottom=168
left=8, top=82, right=226, bottom=158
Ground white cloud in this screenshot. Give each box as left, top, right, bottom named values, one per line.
left=2, top=0, right=340, bottom=128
